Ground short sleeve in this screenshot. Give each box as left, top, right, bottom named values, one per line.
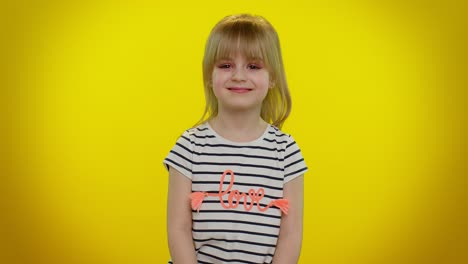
left=284, top=135, right=308, bottom=183
left=163, top=130, right=193, bottom=180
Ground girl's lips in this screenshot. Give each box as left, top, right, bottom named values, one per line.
left=228, top=88, right=252, bottom=93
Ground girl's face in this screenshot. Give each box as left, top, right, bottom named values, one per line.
left=211, top=52, right=271, bottom=113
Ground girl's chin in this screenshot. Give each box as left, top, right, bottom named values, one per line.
left=218, top=103, right=263, bottom=112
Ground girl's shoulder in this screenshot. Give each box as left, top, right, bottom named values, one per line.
left=269, top=124, right=293, bottom=140
left=270, top=124, right=286, bottom=134
left=268, top=126, right=305, bottom=151
left=182, top=122, right=211, bottom=137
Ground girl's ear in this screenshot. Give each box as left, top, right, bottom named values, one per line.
left=269, top=76, right=276, bottom=88
left=269, top=80, right=275, bottom=88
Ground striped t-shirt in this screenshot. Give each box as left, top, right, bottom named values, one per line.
left=163, top=122, right=308, bottom=264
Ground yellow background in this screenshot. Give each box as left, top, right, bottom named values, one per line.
left=2, top=0, right=467, bottom=263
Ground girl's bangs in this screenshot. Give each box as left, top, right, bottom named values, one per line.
left=214, top=29, right=266, bottom=63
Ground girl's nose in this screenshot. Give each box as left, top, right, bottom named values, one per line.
left=231, top=67, right=247, bottom=81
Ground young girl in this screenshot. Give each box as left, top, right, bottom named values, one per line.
left=163, top=14, right=308, bottom=264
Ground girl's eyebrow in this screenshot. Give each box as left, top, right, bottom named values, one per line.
left=246, top=57, right=265, bottom=64
left=249, top=58, right=264, bottom=63
left=216, top=55, right=233, bottom=60
left=215, top=58, right=232, bottom=64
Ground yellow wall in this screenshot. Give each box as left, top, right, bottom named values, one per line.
left=3, top=1, right=467, bottom=263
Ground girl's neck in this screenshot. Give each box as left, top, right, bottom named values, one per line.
left=208, top=110, right=268, bottom=143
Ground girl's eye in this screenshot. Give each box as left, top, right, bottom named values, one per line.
left=219, top=64, right=231, bottom=69
left=248, top=64, right=262, bottom=70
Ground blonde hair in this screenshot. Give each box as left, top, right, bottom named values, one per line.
left=193, top=14, right=292, bottom=129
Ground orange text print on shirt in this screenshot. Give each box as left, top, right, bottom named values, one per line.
left=190, top=169, right=289, bottom=214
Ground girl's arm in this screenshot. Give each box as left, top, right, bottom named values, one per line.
left=167, top=166, right=197, bottom=264
left=272, top=175, right=304, bottom=264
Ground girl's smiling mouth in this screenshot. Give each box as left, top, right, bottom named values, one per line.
left=228, top=87, right=253, bottom=93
